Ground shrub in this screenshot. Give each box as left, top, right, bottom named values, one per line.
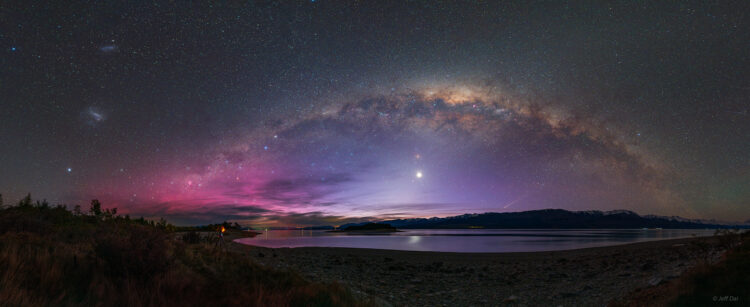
left=93, top=224, right=171, bottom=279
left=0, top=196, right=369, bottom=306
left=181, top=231, right=202, bottom=244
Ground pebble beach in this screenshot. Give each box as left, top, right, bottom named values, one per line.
left=231, top=236, right=725, bottom=306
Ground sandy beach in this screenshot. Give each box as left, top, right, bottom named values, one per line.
left=230, top=236, right=726, bottom=306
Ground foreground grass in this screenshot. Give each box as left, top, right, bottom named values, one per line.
left=667, top=231, right=750, bottom=306
left=614, top=230, right=749, bottom=306
left=0, top=201, right=368, bottom=306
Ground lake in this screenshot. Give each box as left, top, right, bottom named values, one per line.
left=235, top=229, right=717, bottom=253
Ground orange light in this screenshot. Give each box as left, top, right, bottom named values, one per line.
left=220, top=226, right=226, bottom=233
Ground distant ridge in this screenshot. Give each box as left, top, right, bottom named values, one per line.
left=338, top=209, right=741, bottom=230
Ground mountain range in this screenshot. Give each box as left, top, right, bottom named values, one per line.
left=331, top=209, right=746, bottom=230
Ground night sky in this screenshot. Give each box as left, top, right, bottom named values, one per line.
left=1, top=1, right=748, bottom=225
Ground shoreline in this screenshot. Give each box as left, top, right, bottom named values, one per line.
left=233, top=228, right=716, bottom=254
left=230, top=236, right=726, bottom=306
left=235, top=235, right=709, bottom=255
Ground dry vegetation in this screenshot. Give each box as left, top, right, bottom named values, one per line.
left=666, top=229, right=749, bottom=306
left=0, top=195, right=369, bottom=306
left=614, top=229, right=750, bottom=306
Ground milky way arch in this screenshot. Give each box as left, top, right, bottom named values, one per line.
left=91, top=83, right=688, bottom=226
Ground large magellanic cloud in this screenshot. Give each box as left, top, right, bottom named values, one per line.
left=4, top=1, right=748, bottom=226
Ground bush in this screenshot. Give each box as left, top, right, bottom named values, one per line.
left=0, top=197, right=369, bottom=306
left=94, top=224, right=171, bottom=279
left=669, top=234, right=750, bottom=306
left=181, top=231, right=202, bottom=244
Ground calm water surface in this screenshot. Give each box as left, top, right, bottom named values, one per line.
left=235, top=229, right=717, bottom=253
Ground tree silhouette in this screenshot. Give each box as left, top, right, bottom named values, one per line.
left=36, top=199, right=50, bottom=208
left=19, top=193, right=32, bottom=207
left=89, top=199, right=102, bottom=216
left=0, top=193, right=4, bottom=208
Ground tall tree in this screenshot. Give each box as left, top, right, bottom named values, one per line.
left=19, top=193, right=32, bottom=207
left=89, top=199, right=102, bottom=216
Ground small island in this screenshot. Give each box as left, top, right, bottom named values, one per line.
left=328, top=222, right=400, bottom=233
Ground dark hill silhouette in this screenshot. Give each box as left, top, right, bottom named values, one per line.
left=341, top=209, right=736, bottom=229
left=327, top=222, right=399, bottom=232
left=343, top=223, right=398, bottom=231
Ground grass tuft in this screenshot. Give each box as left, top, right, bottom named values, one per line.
left=0, top=199, right=372, bottom=306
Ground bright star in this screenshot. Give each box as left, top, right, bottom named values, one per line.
left=66, top=168, right=72, bottom=173
left=416, top=171, right=423, bottom=178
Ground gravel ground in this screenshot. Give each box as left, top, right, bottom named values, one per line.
left=230, top=237, right=725, bottom=306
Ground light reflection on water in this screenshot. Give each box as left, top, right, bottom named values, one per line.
left=235, top=229, right=717, bottom=253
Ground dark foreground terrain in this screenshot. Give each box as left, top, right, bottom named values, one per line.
left=1, top=196, right=747, bottom=306
left=0, top=197, right=369, bottom=306
left=236, top=236, right=737, bottom=306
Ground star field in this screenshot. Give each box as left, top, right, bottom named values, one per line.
left=1, top=1, right=748, bottom=225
